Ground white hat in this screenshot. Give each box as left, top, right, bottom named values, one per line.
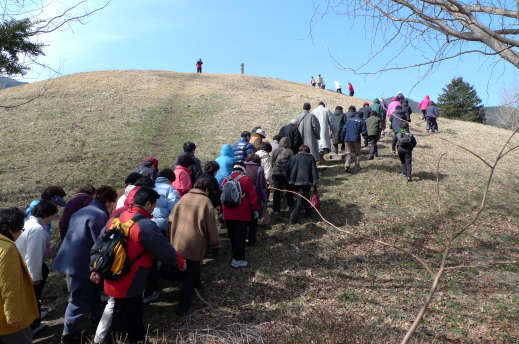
left=255, top=128, right=266, bottom=137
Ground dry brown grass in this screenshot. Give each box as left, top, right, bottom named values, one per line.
left=1, top=70, right=518, bottom=343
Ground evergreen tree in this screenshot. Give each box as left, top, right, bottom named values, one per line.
left=437, top=77, right=486, bottom=123
left=0, top=18, right=44, bottom=77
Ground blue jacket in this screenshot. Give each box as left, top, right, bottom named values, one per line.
left=52, top=199, right=109, bottom=279
left=215, top=144, right=236, bottom=188
left=340, top=115, right=368, bottom=142
left=232, top=137, right=255, bottom=163
left=152, top=177, right=180, bottom=230
left=425, top=105, right=440, bottom=118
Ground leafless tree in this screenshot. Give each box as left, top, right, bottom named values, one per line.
left=312, top=0, right=519, bottom=79
left=496, top=80, right=519, bottom=130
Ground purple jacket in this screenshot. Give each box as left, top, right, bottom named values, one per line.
left=245, top=162, right=268, bottom=204
left=58, top=193, right=93, bottom=241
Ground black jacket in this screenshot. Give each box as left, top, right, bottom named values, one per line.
left=278, top=123, right=303, bottom=154
left=284, top=152, right=320, bottom=186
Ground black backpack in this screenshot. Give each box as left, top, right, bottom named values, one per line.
left=93, top=214, right=146, bottom=280
left=396, top=132, right=413, bottom=148
left=221, top=174, right=247, bottom=207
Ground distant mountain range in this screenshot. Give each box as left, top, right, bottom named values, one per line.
left=0, top=77, right=28, bottom=89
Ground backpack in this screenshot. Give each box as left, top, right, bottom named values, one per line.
left=93, top=214, right=146, bottom=280
left=396, top=132, right=413, bottom=148
left=221, top=174, right=247, bottom=207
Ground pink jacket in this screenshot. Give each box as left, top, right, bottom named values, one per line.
left=417, top=95, right=430, bottom=110
left=173, top=165, right=192, bottom=197
left=387, top=98, right=401, bottom=118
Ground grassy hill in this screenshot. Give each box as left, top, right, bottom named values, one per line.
left=1, top=70, right=518, bottom=343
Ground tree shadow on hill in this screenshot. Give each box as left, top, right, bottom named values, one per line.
left=414, top=170, right=447, bottom=182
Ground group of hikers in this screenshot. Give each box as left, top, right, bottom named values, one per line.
left=310, top=75, right=354, bottom=96
left=0, top=92, right=441, bottom=344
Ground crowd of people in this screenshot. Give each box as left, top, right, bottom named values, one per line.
left=0, top=93, right=440, bottom=344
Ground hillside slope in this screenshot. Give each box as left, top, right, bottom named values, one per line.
left=1, top=70, right=518, bottom=343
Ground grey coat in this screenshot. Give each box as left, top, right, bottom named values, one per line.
left=296, top=110, right=321, bottom=162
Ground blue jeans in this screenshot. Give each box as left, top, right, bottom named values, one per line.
left=64, top=274, right=104, bottom=334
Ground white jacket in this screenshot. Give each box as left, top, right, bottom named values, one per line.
left=313, top=105, right=339, bottom=152
left=16, top=216, right=49, bottom=281
left=116, top=184, right=137, bottom=209
left=256, top=149, right=272, bottom=185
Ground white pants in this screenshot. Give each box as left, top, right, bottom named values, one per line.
left=94, top=297, right=114, bottom=343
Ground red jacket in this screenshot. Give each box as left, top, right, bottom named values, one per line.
left=221, top=172, right=260, bottom=222
left=102, top=206, right=184, bottom=298
left=173, top=165, right=192, bottom=197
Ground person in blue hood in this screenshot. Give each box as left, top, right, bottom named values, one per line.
left=152, top=169, right=181, bottom=233
left=215, top=144, right=236, bottom=188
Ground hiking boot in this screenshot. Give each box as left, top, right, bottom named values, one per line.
left=231, top=260, right=248, bottom=268
left=61, top=332, right=83, bottom=344
left=402, top=173, right=407, bottom=177
left=344, top=166, right=350, bottom=173
left=407, top=176, right=413, bottom=182
left=143, top=291, right=160, bottom=304
left=368, top=156, right=374, bottom=160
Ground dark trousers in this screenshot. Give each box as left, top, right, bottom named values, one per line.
left=226, top=220, right=249, bottom=261
left=111, top=295, right=145, bottom=344
left=64, top=274, right=104, bottom=334
left=272, top=175, right=294, bottom=212
left=178, top=260, right=201, bottom=313
left=333, top=143, right=345, bottom=154
left=336, top=88, right=342, bottom=94
left=368, top=135, right=379, bottom=157
left=398, top=148, right=413, bottom=176
left=426, top=117, right=438, bottom=132
left=290, top=186, right=312, bottom=222
left=143, top=258, right=159, bottom=298
left=31, top=262, right=49, bottom=329
left=196, top=67, right=202, bottom=73
left=349, top=91, right=354, bottom=96
left=248, top=212, right=258, bottom=244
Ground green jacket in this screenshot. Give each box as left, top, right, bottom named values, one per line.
left=370, top=98, right=383, bottom=118
left=365, top=115, right=381, bottom=136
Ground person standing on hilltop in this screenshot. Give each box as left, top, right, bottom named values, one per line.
left=313, top=101, right=338, bottom=164
left=348, top=82, right=354, bottom=96
left=310, top=76, right=316, bottom=87
left=321, top=78, right=326, bottom=90
left=295, top=103, right=321, bottom=162
left=316, top=75, right=323, bottom=89
left=334, top=81, right=342, bottom=94
left=196, top=58, right=203, bottom=73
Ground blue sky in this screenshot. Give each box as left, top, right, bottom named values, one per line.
left=22, top=0, right=517, bottom=106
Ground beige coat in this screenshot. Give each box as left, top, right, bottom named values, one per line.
left=167, top=189, right=220, bottom=261
left=249, top=133, right=263, bottom=151
left=0, top=235, right=39, bottom=335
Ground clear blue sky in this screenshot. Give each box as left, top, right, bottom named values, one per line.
left=23, top=0, right=516, bottom=106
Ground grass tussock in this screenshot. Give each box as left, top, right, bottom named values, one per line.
left=2, top=70, right=519, bottom=344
